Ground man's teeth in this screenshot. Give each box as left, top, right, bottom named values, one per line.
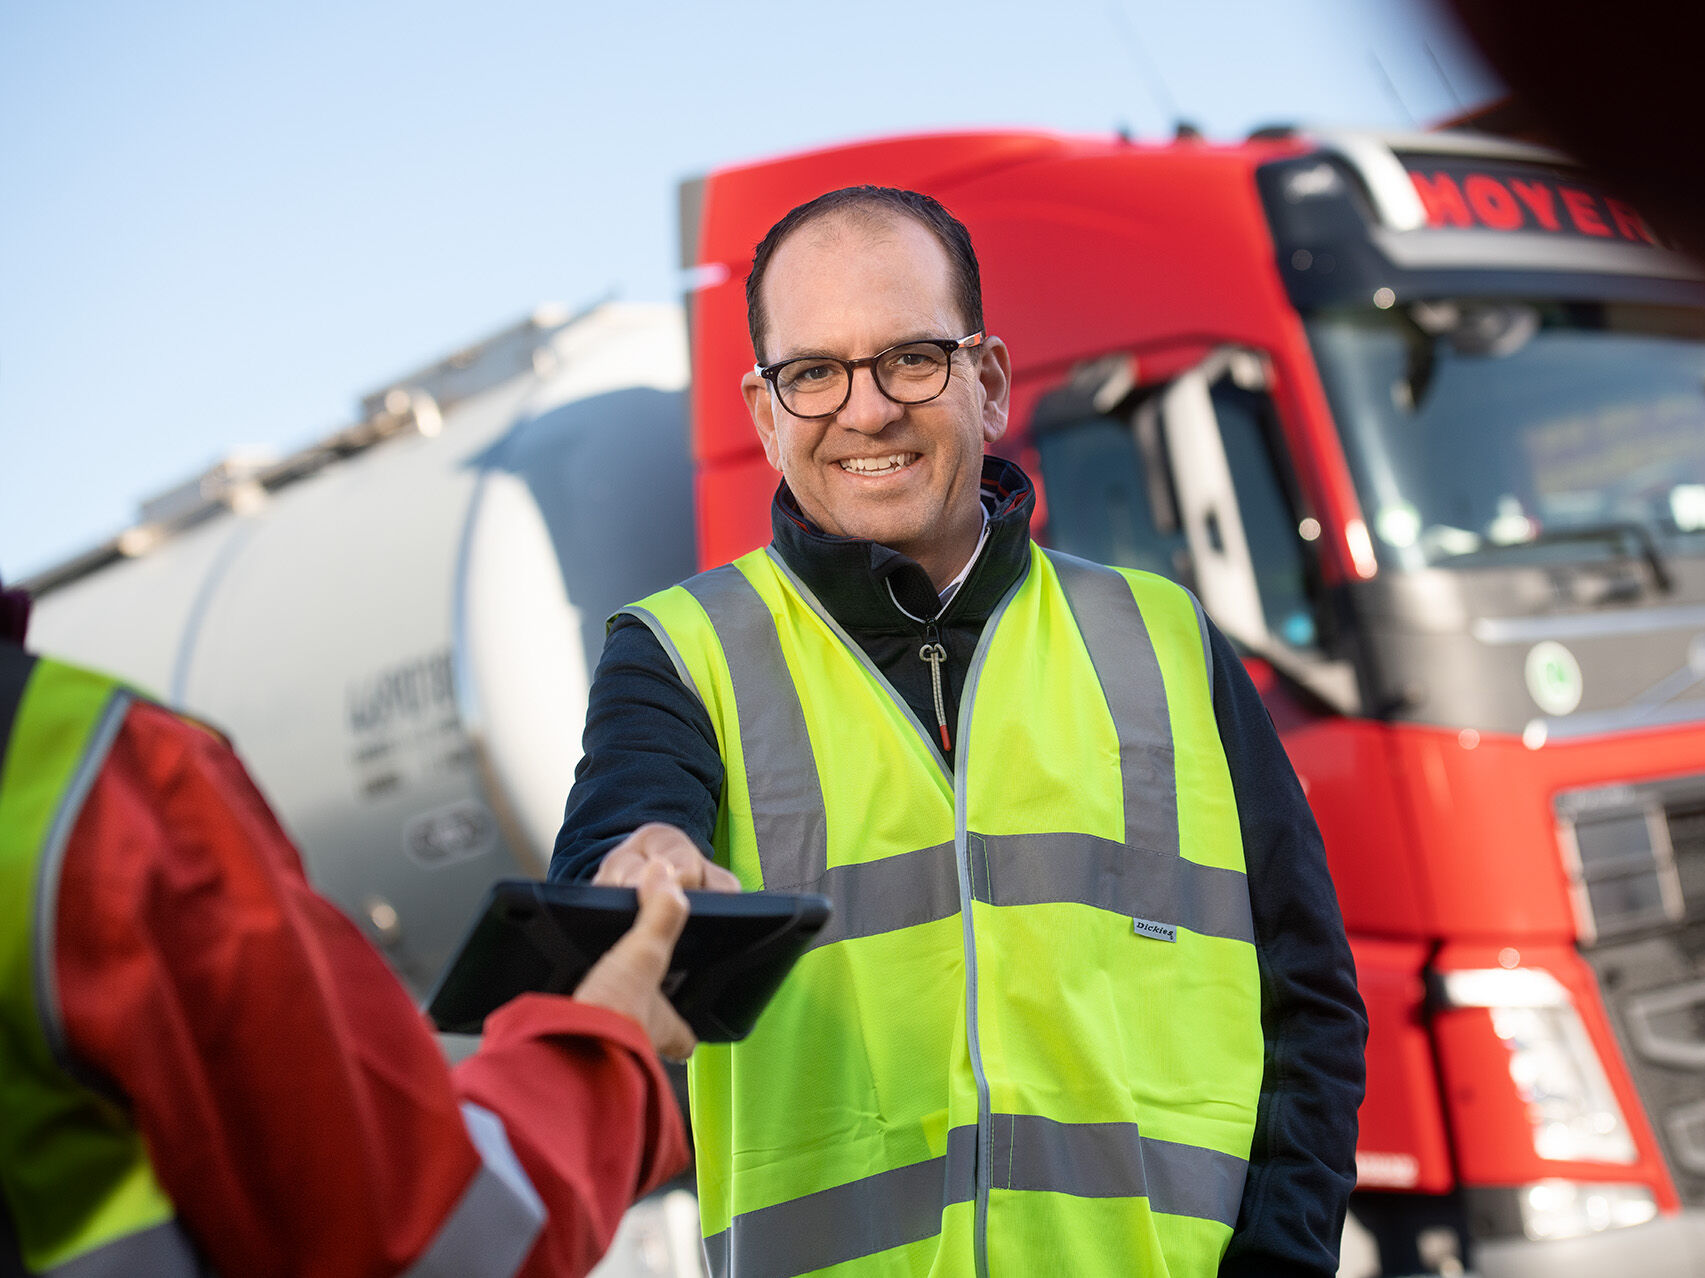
left=838, top=454, right=916, bottom=474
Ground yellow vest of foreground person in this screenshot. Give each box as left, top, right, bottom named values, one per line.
left=624, top=544, right=1262, bottom=1278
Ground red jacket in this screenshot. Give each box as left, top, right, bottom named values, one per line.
left=55, top=694, right=689, bottom=1277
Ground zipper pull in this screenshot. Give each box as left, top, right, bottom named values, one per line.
left=920, top=624, right=950, bottom=753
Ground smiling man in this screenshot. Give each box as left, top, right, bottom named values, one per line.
left=551, top=187, right=1366, bottom=1278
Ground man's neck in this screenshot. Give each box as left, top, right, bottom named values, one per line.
left=911, top=502, right=991, bottom=594
left=930, top=503, right=991, bottom=606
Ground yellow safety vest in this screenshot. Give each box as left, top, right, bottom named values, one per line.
left=0, top=649, right=205, bottom=1276
left=625, top=544, right=1263, bottom=1278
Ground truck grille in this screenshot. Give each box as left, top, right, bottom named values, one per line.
left=1671, top=798, right=1705, bottom=909
left=1563, top=776, right=1705, bottom=1209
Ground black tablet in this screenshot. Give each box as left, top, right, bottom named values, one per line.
left=424, top=879, right=832, bottom=1042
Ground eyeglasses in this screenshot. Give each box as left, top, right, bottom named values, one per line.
left=756, top=332, right=984, bottom=419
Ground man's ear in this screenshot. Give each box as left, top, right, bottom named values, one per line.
left=742, top=370, right=784, bottom=470
left=978, top=335, right=1013, bottom=444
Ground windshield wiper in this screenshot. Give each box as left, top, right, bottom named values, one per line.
left=1523, top=520, right=1675, bottom=595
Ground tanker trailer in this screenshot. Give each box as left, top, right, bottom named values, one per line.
left=24, top=300, right=696, bottom=996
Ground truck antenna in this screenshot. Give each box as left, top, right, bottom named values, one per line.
left=1368, top=48, right=1419, bottom=128
left=1424, top=40, right=1468, bottom=116
left=1106, top=0, right=1183, bottom=135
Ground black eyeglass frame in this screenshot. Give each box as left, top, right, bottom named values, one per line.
left=755, top=331, right=985, bottom=419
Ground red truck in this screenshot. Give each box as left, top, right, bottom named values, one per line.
left=681, top=128, right=1705, bottom=1276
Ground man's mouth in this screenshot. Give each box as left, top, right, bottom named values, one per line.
left=837, top=453, right=918, bottom=476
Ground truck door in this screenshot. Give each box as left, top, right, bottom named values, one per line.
left=1031, top=348, right=1356, bottom=710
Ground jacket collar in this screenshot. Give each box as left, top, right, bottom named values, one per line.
left=769, top=456, right=1036, bottom=632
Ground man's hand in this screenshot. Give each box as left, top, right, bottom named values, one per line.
left=572, top=860, right=697, bottom=1061
left=593, top=822, right=742, bottom=893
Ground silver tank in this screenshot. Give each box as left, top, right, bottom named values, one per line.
left=28, top=302, right=696, bottom=995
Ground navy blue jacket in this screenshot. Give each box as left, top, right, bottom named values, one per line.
left=552, top=457, right=1367, bottom=1278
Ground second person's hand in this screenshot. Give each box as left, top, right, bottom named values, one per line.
left=573, top=859, right=698, bottom=1061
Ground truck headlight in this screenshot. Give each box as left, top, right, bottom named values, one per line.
left=1518, top=1179, right=1657, bottom=1241
left=1440, top=968, right=1637, bottom=1164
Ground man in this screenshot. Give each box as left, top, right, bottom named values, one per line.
left=0, top=574, right=691, bottom=1278
left=552, top=188, right=1367, bottom=1277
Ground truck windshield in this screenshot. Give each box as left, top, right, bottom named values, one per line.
left=1307, top=301, right=1705, bottom=574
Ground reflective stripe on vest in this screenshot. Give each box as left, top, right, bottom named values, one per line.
left=702, top=1117, right=1248, bottom=1278
left=31, top=1221, right=204, bottom=1278
left=626, top=545, right=1261, bottom=1278
left=0, top=653, right=200, bottom=1276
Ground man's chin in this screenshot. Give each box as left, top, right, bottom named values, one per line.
left=826, top=507, right=931, bottom=550
left=811, top=498, right=926, bottom=546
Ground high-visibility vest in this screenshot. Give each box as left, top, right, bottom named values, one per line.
left=624, top=543, right=1263, bottom=1278
left=0, top=648, right=207, bottom=1276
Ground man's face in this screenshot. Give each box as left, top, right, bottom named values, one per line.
left=741, top=213, right=1011, bottom=588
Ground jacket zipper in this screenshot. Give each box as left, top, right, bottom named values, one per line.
left=919, top=621, right=951, bottom=754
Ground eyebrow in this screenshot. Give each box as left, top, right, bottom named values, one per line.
left=771, top=333, right=952, bottom=362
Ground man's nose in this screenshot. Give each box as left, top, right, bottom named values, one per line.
left=835, top=365, right=904, bottom=434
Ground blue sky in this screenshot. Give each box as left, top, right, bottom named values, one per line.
left=0, top=0, right=1501, bottom=582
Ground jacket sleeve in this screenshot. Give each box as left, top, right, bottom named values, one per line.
left=1207, top=624, right=1369, bottom=1278
left=550, top=614, right=724, bottom=881
left=53, top=698, right=688, bottom=1278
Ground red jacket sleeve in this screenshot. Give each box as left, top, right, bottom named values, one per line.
left=53, top=698, right=688, bottom=1278
left=457, top=995, right=691, bottom=1277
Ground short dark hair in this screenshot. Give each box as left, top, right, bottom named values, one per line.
left=746, top=186, right=984, bottom=362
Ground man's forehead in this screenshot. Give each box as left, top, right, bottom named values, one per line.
left=786, top=203, right=912, bottom=249
left=766, top=208, right=934, bottom=280
left=760, top=210, right=958, bottom=349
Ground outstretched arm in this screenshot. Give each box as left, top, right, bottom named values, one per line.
left=552, top=614, right=735, bottom=889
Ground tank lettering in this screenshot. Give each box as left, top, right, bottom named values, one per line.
left=346, top=648, right=469, bottom=801
left=346, top=649, right=455, bottom=733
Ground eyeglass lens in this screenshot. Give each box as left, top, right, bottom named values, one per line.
left=775, top=343, right=953, bottom=416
